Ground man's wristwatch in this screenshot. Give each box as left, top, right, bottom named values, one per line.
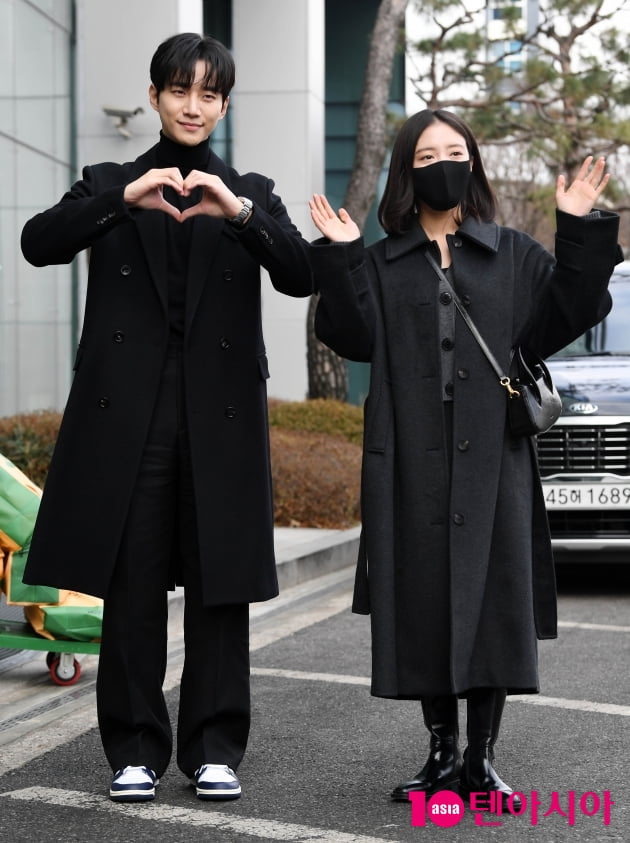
left=228, top=197, right=253, bottom=228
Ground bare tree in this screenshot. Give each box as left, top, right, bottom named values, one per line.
left=307, top=0, right=409, bottom=400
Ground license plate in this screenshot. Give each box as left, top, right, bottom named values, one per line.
left=543, top=483, right=630, bottom=509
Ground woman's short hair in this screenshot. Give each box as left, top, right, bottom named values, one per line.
left=150, top=32, right=235, bottom=101
left=378, top=109, right=497, bottom=235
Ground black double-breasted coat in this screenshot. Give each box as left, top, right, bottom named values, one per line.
left=21, top=142, right=312, bottom=606
left=311, top=210, right=619, bottom=699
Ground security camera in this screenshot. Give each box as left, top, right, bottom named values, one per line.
left=102, top=106, right=144, bottom=138
left=103, top=106, right=144, bottom=119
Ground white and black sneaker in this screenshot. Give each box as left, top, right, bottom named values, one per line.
left=110, top=765, right=159, bottom=802
left=193, top=764, right=241, bottom=800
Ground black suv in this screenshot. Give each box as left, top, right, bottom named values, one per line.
left=537, top=260, right=630, bottom=563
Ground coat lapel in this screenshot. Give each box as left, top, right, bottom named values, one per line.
left=184, top=150, right=234, bottom=332
left=129, top=147, right=169, bottom=314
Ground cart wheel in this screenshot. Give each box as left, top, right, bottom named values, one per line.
left=49, top=653, right=81, bottom=686
left=46, top=652, right=56, bottom=668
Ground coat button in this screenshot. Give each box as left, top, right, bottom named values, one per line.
left=219, top=337, right=231, bottom=350
left=457, top=440, right=470, bottom=452
left=120, top=265, right=131, bottom=276
left=98, top=397, right=110, bottom=408
left=223, top=269, right=233, bottom=281
left=112, top=330, right=125, bottom=343
left=259, top=226, right=274, bottom=245
left=457, top=368, right=469, bottom=379
left=441, top=338, right=454, bottom=351
left=453, top=238, right=462, bottom=247
left=444, top=382, right=454, bottom=397
left=439, top=291, right=452, bottom=305
left=225, top=405, right=237, bottom=419
left=452, top=513, right=465, bottom=525
left=461, top=294, right=471, bottom=306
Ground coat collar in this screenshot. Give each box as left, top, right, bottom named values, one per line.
left=384, top=216, right=501, bottom=261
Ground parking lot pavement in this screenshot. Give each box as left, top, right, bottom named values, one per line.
left=0, top=546, right=628, bottom=842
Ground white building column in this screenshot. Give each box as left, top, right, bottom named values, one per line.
left=232, top=0, right=325, bottom=400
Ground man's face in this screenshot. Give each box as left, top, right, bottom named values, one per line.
left=149, top=60, right=228, bottom=146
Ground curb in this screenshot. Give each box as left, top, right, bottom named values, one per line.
left=274, top=526, right=361, bottom=590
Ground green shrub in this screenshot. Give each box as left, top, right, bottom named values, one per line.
left=0, top=410, right=62, bottom=488
left=268, top=397, right=363, bottom=446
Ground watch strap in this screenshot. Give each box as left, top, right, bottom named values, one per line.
left=228, top=197, right=253, bottom=227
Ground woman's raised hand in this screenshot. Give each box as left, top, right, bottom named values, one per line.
left=309, top=194, right=361, bottom=242
left=556, top=156, right=610, bottom=217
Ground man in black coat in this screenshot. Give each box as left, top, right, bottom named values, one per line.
left=21, top=32, right=313, bottom=803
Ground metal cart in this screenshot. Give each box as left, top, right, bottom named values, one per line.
left=0, top=617, right=100, bottom=685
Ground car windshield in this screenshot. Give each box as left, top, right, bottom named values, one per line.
left=551, top=267, right=630, bottom=358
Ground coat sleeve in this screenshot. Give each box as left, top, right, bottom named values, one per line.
left=21, top=164, right=132, bottom=267
left=518, top=209, right=620, bottom=358
left=230, top=176, right=313, bottom=297
left=309, top=237, right=376, bottom=363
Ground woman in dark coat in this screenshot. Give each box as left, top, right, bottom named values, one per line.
left=309, top=109, right=619, bottom=806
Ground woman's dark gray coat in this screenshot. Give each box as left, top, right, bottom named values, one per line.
left=20, top=143, right=312, bottom=607
left=312, top=210, right=619, bottom=699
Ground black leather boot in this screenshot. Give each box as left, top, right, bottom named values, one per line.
left=459, top=688, right=522, bottom=811
left=391, top=695, right=462, bottom=801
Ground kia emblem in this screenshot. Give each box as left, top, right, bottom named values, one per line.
left=568, top=402, right=598, bottom=415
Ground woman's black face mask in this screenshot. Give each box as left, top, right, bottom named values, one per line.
left=412, top=160, right=471, bottom=212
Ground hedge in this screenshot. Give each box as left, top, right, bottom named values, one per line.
left=0, top=399, right=363, bottom=528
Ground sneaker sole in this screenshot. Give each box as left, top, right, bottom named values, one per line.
left=196, top=787, right=241, bottom=801
left=110, top=789, right=156, bottom=802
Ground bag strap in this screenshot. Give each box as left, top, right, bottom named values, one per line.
left=424, top=250, right=520, bottom=398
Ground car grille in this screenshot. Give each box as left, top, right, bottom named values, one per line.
left=547, top=510, right=630, bottom=538
left=535, top=423, right=630, bottom=477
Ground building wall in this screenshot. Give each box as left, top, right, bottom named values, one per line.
left=232, top=0, right=324, bottom=401
left=0, top=0, right=75, bottom=416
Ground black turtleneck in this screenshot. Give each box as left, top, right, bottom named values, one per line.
left=155, top=132, right=212, bottom=340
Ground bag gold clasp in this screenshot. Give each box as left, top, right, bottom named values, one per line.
left=500, top=376, right=521, bottom=399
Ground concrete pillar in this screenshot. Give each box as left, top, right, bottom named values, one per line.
left=232, top=0, right=325, bottom=400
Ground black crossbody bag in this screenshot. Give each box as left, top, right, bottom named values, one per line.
left=425, top=251, right=562, bottom=437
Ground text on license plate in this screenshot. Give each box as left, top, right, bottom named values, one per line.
left=543, top=484, right=630, bottom=509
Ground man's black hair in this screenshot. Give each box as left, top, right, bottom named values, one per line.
left=150, top=32, right=235, bottom=100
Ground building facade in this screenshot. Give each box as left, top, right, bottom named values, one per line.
left=0, top=0, right=75, bottom=416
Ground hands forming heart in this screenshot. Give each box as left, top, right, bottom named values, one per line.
left=123, top=167, right=242, bottom=223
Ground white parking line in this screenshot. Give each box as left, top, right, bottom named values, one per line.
left=558, top=620, right=630, bottom=633
left=508, top=695, right=630, bottom=716
left=1, top=787, right=392, bottom=843
left=253, top=667, right=370, bottom=685
left=251, top=668, right=630, bottom=717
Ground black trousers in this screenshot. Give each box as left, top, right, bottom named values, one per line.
left=96, top=347, right=250, bottom=778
